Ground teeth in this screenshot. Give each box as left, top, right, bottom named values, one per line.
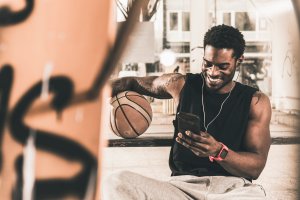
left=208, top=77, right=219, bottom=82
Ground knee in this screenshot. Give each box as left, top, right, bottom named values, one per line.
left=105, top=170, right=130, bottom=184
left=102, top=170, right=135, bottom=194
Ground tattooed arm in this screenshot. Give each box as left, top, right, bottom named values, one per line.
left=110, top=73, right=186, bottom=104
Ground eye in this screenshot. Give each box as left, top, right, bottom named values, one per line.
left=203, top=61, right=213, bottom=68
left=217, top=64, right=229, bottom=70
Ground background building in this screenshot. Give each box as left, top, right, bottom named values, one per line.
left=113, top=0, right=300, bottom=115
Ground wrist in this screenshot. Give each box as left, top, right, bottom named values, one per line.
left=213, top=142, right=223, bottom=157
left=209, top=142, right=229, bottom=162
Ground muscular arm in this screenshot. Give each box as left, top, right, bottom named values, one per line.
left=218, top=91, right=272, bottom=179
left=177, top=91, right=272, bottom=180
left=110, top=73, right=186, bottom=103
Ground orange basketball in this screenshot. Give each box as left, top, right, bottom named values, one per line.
left=110, top=91, right=153, bottom=138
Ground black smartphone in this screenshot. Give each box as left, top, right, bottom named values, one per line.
left=177, top=112, right=201, bottom=134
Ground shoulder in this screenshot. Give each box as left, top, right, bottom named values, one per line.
left=249, top=91, right=272, bottom=121
left=162, top=73, right=186, bottom=95
left=163, top=72, right=186, bottom=83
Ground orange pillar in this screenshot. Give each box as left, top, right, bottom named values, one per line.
left=0, top=0, right=115, bottom=199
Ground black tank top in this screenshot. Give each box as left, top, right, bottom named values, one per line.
left=169, top=73, right=258, bottom=178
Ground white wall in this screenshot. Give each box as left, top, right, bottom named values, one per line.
left=189, top=0, right=208, bottom=73
left=271, top=9, right=300, bottom=112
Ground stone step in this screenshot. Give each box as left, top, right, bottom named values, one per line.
left=271, top=110, right=300, bottom=129
left=151, top=110, right=300, bottom=129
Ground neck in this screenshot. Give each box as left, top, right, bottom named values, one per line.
left=206, top=81, right=235, bottom=94
left=201, top=78, right=234, bottom=132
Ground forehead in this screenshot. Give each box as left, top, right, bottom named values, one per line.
left=204, top=45, right=235, bottom=62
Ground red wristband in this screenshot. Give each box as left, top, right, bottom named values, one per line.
left=209, top=143, right=229, bottom=162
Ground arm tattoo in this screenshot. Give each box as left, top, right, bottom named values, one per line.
left=110, top=73, right=185, bottom=99
left=135, top=73, right=184, bottom=99
left=135, top=77, right=172, bottom=99
left=154, top=73, right=185, bottom=98
left=165, top=73, right=185, bottom=88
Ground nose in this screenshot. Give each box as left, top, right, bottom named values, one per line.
left=208, top=65, right=220, bottom=77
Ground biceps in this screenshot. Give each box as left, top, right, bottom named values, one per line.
left=243, top=120, right=271, bottom=157
left=133, top=76, right=172, bottom=98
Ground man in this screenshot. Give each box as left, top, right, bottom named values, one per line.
left=103, top=25, right=271, bottom=200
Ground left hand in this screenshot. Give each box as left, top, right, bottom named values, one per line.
left=176, top=130, right=222, bottom=157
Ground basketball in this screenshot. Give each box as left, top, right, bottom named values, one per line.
left=110, top=91, right=153, bottom=138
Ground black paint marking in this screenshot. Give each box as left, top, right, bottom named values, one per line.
left=0, top=0, right=34, bottom=27
left=0, top=65, right=13, bottom=172
left=9, top=76, right=97, bottom=199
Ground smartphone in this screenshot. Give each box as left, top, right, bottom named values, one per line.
left=177, top=112, right=201, bottom=134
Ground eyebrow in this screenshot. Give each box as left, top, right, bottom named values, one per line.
left=203, top=58, right=230, bottom=66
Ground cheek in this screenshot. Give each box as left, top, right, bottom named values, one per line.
left=223, top=69, right=236, bottom=79
left=201, top=66, right=206, bottom=72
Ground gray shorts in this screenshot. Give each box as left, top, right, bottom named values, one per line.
left=102, top=170, right=266, bottom=200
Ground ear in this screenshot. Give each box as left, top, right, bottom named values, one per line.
left=237, top=55, right=244, bottom=64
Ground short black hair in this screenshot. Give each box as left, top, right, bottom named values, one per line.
left=204, top=24, right=245, bottom=59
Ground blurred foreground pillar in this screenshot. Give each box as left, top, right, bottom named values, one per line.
left=0, top=0, right=114, bottom=199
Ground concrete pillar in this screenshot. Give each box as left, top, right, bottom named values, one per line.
left=190, top=0, right=209, bottom=73
left=271, top=10, right=300, bottom=112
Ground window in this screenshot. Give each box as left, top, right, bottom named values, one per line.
left=169, top=12, right=178, bottom=31
left=168, top=11, right=190, bottom=32
left=235, top=12, right=256, bottom=31
left=182, top=12, right=190, bottom=31
left=168, top=42, right=190, bottom=53
left=223, top=12, right=231, bottom=26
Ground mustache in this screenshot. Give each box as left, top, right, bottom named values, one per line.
left=204, top=73, right=222, bottom=79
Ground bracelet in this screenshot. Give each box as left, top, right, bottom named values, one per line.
left=209, top=142, right=229, bottom=162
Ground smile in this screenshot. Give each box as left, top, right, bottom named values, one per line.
left=207, top=76, right=222, bottom=84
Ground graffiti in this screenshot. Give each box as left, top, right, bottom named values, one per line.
left=0, top=0, right=34, bottom=26
left=0, top=1, right=99, bottom=198
left=0, top=65, right=13, bottom=172
left=282, top=42, right=297, bottom=78
left=0, top=0, right=146, bottom=199
left=0, top=70, right=98, bottom=199
left=281, top=16, right=299, bottom=79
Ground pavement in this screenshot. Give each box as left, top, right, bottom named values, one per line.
left=101, top=110, right=300, bottom=200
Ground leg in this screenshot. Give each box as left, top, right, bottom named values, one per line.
left=207, top=176, right=267, bottom=200
left=102, top=170, right=192, bottom=200
left=168, top=175, right=212, bottom=200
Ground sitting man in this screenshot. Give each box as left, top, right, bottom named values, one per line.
left=103, top=24, right=271, bottom=200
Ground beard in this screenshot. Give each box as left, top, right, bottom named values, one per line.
left=202, top=70, right=236, bottom=93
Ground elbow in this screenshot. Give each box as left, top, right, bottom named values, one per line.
left=243, top=169, right=261, bottom=180
left=247, top=164, right=266, bottom=180
left=249, top=171, right=261, bottom=180
left=111, top=77, right=134, bottom=97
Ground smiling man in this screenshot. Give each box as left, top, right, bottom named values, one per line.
left=103, top=24, right=271, bottom=200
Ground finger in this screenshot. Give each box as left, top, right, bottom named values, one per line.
left=191, top=149, right=206, bottom=157
left=178, top=132, right=192, bottom=145
left=176, top=137, right=190, bottom=148
left=194, top=142, right=212, bottom=153
left=179, top=132, right=204, bottom=148
left=179, top=132, right=210, bottom=152
left=176, top=137, right=207, bottom=156
left=183, top=136, right=213, bottom=153
left=200, top=131, right=210, bottom=137
left=185, top=130, right=209, bottom=144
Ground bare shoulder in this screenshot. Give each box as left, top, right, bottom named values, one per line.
left=153, top=73, right=186, bottom=96
left=249, top=91, right=272, bottom=121
left=160, top=73, right=186, bottom=89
